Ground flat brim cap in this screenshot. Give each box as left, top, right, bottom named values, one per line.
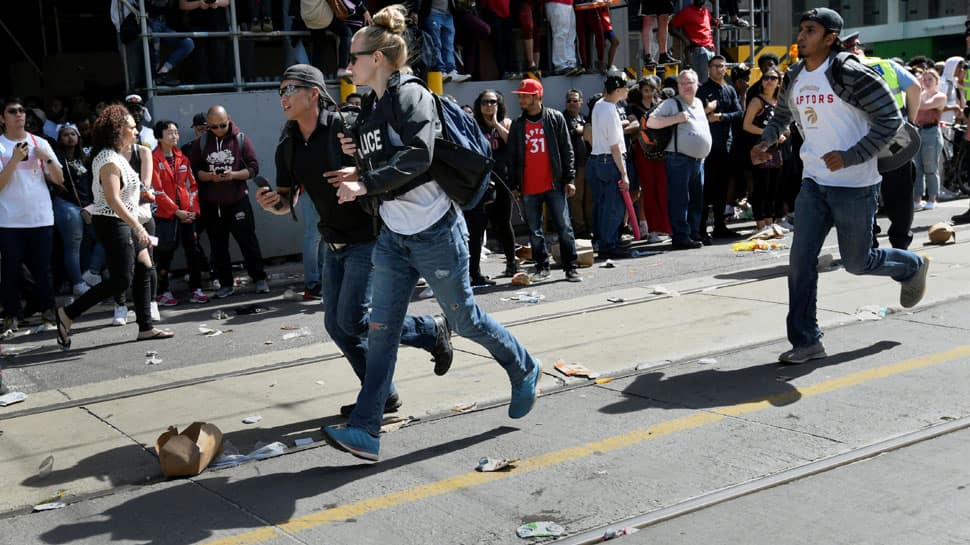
left=282, top=64, right=327, bottom=90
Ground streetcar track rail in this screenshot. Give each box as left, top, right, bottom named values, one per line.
left=553, top=415, right=970, bottom=544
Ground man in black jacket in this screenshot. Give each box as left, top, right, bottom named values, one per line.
left=255, top=65, right=453, bottom=417
left=508, top=79, right=581, bottom=282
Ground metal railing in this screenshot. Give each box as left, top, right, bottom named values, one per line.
left=118, top=0, right=312, bottom=98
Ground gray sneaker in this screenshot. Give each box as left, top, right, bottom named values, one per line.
left=255, top=279, right=270, bottom=294
left=900, top=254, right=930, bottom=309
left=778, top=341, right=827, bottom=364
left=214, top=286, right=235, bottom=299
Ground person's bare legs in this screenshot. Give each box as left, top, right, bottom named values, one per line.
left=641, top=15, right=656, bottom=61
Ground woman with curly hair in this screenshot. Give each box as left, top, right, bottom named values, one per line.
left=55, top=105, right=173, bottom=349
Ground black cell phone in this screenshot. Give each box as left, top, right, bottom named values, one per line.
left=253, top=175, right=285, bottom=211
left=17, top=142, right=28, bottom=161
left=214, top=167, right=227, bottom=175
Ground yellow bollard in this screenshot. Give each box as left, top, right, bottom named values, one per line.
left=339, top=78, right=357, bottom=104
left=642, top=65, right=656, bottom=79
left=427, top=71, right=444, bottom=95
left=665, top=63, right=679, bottom=77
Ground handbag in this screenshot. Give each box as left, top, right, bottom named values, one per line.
left=137, top=203, right=154, bottom=224
left=756, top=144, right=783, bottom=169
left=326, top=0, right=353, bottom=20
left=301, top=0, right=334, bottom=29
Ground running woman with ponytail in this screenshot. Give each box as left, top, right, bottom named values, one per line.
left=321, top=5, right=541, bottom=461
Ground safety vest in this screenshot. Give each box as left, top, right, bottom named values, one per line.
left=964, top=70, right=970, bottom=103
left=862, top=57, right=904, bottom=110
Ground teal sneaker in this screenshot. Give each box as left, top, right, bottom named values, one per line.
left=322, top=425, right=380, bottom=461
left=509, top=361, right=541, bottom=419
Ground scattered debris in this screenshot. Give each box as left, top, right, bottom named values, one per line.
left=502, top=291, right=544, bottom=304
left=649, top=285, right=680, bottom=296
left=748, top=224, right=788, bottom=241
left=157, top=422, right=224, bottom=477
left=26, top=323, right=56, bottom=335
left=209, top=441, right=287, bottom=469
left=510, top=272, right=532, bottom=286
left=594, top=470, right=608, bottom=476
left=452, top=402, right=477, bottom=413
left=600, top=259, right=616, bottom=268
left=294, top=438, right=314, bottom=447
left=601, top=527, right=639, bottom=541
left=476, top=457, right=518, bottom=472
left=0, top=391, right=28, bottom=407
left=144, top=351, right=163, bottom=365
left=33, top=502, right=67, bottom=512
left=594, top=377, right=615, bottom=385
left=241, top=415, right=263, bottom=424
left=517, top=521, right=565, bottom=539
left=38, top=455, right=54, bottom=478
left=1, top=344, right=41, bottom=357
left=282, top=328, right=311, bottom=341
left=606, top=297, right=625, bottom=303
left=927, top=222, right=956, bottom=245
left=263, top=340, right=274, bottom=345
left=854, top=305, right=888, bottom=321
left=282, top=288, right=302, bottom=301
left=315, top=380, right=326, bottom=386
left=731, top=240, right=786, bottom=252
left=198, top=325, right=228, bottom=337
left=697, top=357, right=718, bottom=365
left=554, top=360, right=600, bottom=379
left=280, top=324, right=301, bottom=330
left=380, top=416, right=414, bottom=433
left=235, top=304, right=271, bottom=315
left=211, top=310, right=230, bottom=319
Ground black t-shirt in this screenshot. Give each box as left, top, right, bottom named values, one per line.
left=276, top=120, right=374, bottom=245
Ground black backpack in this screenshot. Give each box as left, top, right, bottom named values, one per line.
left=637, top=97, right=684, bottom=157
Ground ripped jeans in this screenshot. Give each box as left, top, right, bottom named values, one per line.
left=347, top=207, right=539, bottom=436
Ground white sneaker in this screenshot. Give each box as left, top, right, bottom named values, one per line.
left=82, top=270, right=101, bottom=287
left=638, top=220, right=649, bottom=235
left=449, top=71, right=472, bottom=82
left=914, top=201, right=925, bottom=211
left=111, top=305, right=128, bottom=326
left=923, top=201, right=936, bottom=210
left=777, top=218, right=795, bottom=231
left=150, top=301, right=161, bottom=322
left=73, top=283, right=90, bottom=297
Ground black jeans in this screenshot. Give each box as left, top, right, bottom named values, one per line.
left=751, top=166, right=784, bottom=221
left=874, top=160, right=915, bottom=250
left=311, top=20, right=351, bottom=70
left=0, top=226, right=54, bottom=319
left=482, top=6, right=512, bottom=75
left=204, top=197, right=266, bottom=287
left=702, top=149, right=731, bottom=233
left=65, top=216, right=153, bottom=332
left=155, top=217, right=204, bottom=293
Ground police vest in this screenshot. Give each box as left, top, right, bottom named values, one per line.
left=964, top=70, right=970, bottom=105
left=863, top=57, right=904, bottom=110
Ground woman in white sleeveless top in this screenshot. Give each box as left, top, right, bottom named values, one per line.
left=54, top=105, right=174, bottom=349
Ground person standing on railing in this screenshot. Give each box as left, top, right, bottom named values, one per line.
left=180, top=0, right=231, bottom=85
left=148, top=0, right=195, bottom=86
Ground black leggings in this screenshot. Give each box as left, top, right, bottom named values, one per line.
left=751, top=166, right=784, bottom=221
left=65, top=216, right=153, bottom=332
left=155, top=218, right=203, bottom=293
left=463, top=183, right=518, bottom=278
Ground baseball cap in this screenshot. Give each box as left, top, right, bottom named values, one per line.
left=605, top=74, right=636, bottom=93
left=511, top=79, right=543, bottom=98
left=282, top=64, right=327, bottom=91
left=192, top=112, right=207, bottom=127
left=639, top=75, right=662, bottom=89
left=842, top=31, right=861, bottom=49
left=125, top=94, right=143, bottom=104
left=800, top=7, right=843, bottom=32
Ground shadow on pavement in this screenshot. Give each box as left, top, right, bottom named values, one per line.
left=599, top=341, right=901, bottom=414
left=38, top=426, right=518, bottom=545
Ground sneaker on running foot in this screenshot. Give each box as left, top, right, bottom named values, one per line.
left=157, top=292, right=179, bottom=307
left=322, top=425, right=380, bottom=461
left=430, top=315, right=454, bottom=376
left=190, top=288, right=210, bottom=304
left=509, top=361, right=541, bottom=418
left=112, top=305, right=128, bottom=326
left=900, top=254, right=930, bottom=308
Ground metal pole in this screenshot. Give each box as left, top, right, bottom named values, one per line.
left=230, top=0, right=243, bottom=91
left=53, top=0, right=63, bottom=54
left=138, top=0, right=154, bottom=98
left=38, top=0, right=49, bottom=59
left=116, top=1, right=131, bottom=93
left=748, top=0, right=755, bottom=66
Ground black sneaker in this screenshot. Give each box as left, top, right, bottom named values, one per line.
left=643, top=53, right=656, bottom=67
left=340, top=393, right=402, bottom=418
left=952, top=210, right=970, bottom=224
left=658, top=52, right=680, bottom=64
left=502, top=263, right=522, bottom=277
left=565, top=269, right=582, bottom=282
left=471, top=275, right=497, bottom=288
left=430, top=315, right=454, bottom=376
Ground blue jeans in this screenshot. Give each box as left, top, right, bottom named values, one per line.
left=348, top=209, right=538, bottom=436
left=690, top=46, right=714, bottom=83
left=52, top=197, right=104, bottom=285
left=281, top=0, right=310, bottom=66
left=521, top=187, right=578, bottom=270
left=665, top=153, right=705, bottom=243
left=0, top=226, right=55, bottom=319
left=787, top=180, right=922, bottom=348
left=150, top=17, right=194, bottom=72
left=914, top=126, right=942, bottom=201
left=322, top=242, right=437, bottom=401
left=422, top=11, right=456, bottom=73
left=586, top=155, right=627, bottom=253
left=301, top=195, right=324, bottom=293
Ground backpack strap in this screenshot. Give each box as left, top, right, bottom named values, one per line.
left=673, top=97, right=684, bottom=154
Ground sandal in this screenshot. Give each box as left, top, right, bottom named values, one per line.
left=55, top=307, right=71, bottom=350
left=137, top=328, right=175, bottom=341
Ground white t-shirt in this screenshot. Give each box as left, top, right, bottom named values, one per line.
left=139, top=127, right=158, bottom=151
left=591, top=100, right=626, bottom=155
left=794, top=59, right=880, bottom=188
left=378, top=124, right=453, bottom=235
left=0, top=134, right=61, bottom=228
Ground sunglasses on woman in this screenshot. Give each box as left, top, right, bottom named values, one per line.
left=762, top=75, right=780, bottom=81
left=480, top=99, right=498, bottom=106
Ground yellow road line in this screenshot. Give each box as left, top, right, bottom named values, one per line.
left=205, top=345, right=970, bottom=545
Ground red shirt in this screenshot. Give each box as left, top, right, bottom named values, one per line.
left=522, top=119, right=554, bottom=195
left=597, top=6, right=613, bottom=32
left=670, top=5, right=715, bottom=50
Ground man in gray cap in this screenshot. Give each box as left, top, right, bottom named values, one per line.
left=752, top=7, right=930, bottom=364
left=254, top=64, right=453, bottom=418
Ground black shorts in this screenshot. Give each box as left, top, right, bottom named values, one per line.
left=639, top=0, right=675, bottom=16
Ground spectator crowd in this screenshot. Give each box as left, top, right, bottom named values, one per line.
left=3, top=2, right=970, bottom=348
